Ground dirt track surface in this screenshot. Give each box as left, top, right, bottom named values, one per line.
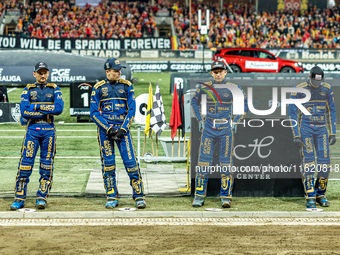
left=1, top=222, right=340, bottom=254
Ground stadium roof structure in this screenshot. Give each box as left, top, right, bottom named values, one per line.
left=0, top=50, right=132, bottom=85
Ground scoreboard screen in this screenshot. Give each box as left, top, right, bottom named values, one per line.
left=70, top=82, right=94, bottom=116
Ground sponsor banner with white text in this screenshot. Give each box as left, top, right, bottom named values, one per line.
left=126, top=61, right=211, bottom=72
left=0, top=36, right=171, bottom=50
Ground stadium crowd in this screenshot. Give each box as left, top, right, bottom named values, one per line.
left=2, top=0, right=340, bottom=49
left=11, top=0, right=159, bottom=39
left=174, top=2, right=340, bottom=49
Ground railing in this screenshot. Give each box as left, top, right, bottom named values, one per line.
left=5, top=9, right=21, bottom=16
left=0, top=11, right=5, bottom=35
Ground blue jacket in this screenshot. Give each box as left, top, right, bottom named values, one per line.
left=90, top=78, right=135, bottom=133
left=20, top=82, right=64, bottom=123
left=288, top=80, right=336, bottom=138
left=191, top=78, right=248, bottom=131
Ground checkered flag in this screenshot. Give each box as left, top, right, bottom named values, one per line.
left=150, top=83, right=167, bottom=136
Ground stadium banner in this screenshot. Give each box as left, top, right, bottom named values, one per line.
left=126, top=61, right=211, bottom=73
left=302, top=62, right=340, bottom=72
left=0, top=36, right=171, bottom=50
left=269, top=48, right=340, bottom=61
left=1, top=36, right=340, bottom=61
left=0, top=66, right=107, bottom=84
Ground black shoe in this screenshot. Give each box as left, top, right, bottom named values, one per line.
left=192, top=196, right=205, bottom=207
left=135, top=198, right=146, bottom=209
left=105, top=199, right=118, bottom=209
left=306, top=198, right=316, bottom=209
left=221, top=198, right=231, bottom=208
left=10, top=199, right=24, bottom=210
left=36, top=199, right=46, bottom=209
left=316, top=196, right=330, bottom=207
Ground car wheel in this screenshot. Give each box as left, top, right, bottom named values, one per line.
left=280, top=67, right=296, bottom=73
left=229, top=65, right=242, bottom=73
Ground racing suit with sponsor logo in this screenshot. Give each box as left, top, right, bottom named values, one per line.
left=288, top=81, right=336, bottom=199
left=90, top=78, right=144, bottom=201
left=191, top=78, right=248, bottom=198
left=14, top=82, right=64, bottom=202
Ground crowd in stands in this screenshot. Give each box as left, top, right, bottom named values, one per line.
left=2, top=0, right=340, bottom=49
left=0, top=0, right=24, bottom=17
left=174, top=2, right=340, bottom=49
left=11, top=0, right=159, bottom=39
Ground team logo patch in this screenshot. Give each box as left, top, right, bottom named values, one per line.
left=115, top=59, right=120, bottom=65
left=118, top=89, right=124, bottom=94
left=46, top=93, right=53, bottom=98
left=30, top=91, right=37, bottom=100
left=208, top=107, right=215, bottom=113
left=102, top=87, right=108, bottom=97
left=103, top=102, right=113, bottom=111
left=10, top=103, right=20, bottom=122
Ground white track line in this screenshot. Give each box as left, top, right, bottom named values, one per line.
left=7, top=87, right=17, bottom=93
left=1, top=218, right=340, bottom=226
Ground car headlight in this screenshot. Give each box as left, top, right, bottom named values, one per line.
left=294, top=62, right=302, bottom=67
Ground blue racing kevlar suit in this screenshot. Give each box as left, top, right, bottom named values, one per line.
left=90, top=78, right=144, bottom=201
left=14, top=82, right=64, bottom=202
left=191, top=78, right=248, bottom=198
left=288, top=80, right=336, bottom=200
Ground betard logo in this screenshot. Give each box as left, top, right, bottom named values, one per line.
left=0, top=68, right=22, bottom=82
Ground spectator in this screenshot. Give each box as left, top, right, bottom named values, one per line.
left=16, top=0, right=158, bottom=39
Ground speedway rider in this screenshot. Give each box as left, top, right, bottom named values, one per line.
left=10, top=62, right=64, bottom=210
left=90, top=58, right=146, bottom=209
left=191, top=60, right=248, bottom=208
left=289, top=66, right=336, bottom=209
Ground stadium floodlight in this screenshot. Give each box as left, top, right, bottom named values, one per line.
left=197, top=9, right=210, bottom=72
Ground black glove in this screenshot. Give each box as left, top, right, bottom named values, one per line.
left=107, top=127, right=118, bottom=138
left=112, top=128, right=127, bottom=140
left=329, top=135, right=336, bottom=146
left=293, top=137, right=302, bottom=148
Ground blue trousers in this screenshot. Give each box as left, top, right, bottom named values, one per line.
left=97, top=127, right=144, bottom=200
left=300, top=124, right=330, bottom=199
left=195, top=128, right=234, bottom=198
left=15, top=122, right=56, bottom=201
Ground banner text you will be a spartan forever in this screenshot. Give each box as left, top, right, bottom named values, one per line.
left=0, top=37, right=171, bottom=50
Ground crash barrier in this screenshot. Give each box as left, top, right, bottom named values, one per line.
left=190, top=118, right=304, bottom=197
left=0, top=50, right=132, bottom=86
left=171, top=72, right=340, bottom=123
